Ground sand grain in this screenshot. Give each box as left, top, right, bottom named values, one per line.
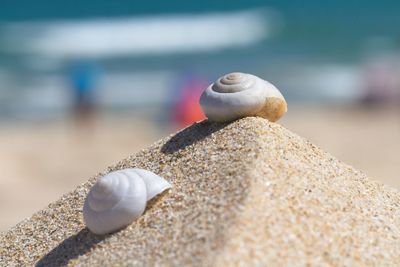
left=1, top=117, right=399, bottom=266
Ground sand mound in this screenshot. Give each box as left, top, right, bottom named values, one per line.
left=1, top=117, right=399, bottom=266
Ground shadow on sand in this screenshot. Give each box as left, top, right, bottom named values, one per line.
left=161, top=120, right=229, bottom=154
left=36, top=120, right=230, bottom=266
left=35, top=228, right=108, bottom=267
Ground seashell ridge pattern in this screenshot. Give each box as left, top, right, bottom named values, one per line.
left=83, top=168, right=171, bottom=235
left=200, top=72, right=287, bottom=122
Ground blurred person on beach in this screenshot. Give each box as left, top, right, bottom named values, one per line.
left=361, top=41, right=400, bottom=105
left=170, top=73, right=207, bottom=128
left=69, top=60, right=101, bottom=125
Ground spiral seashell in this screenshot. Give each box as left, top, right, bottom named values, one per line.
left=200, top=72, right=287, bottom=122
left=83, top=168, right=172, bottom=235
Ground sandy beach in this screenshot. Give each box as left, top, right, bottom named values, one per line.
left=1, top=116, right=399, bottom=266
left=0, top=116, right=165, bottom=232
left=280, top=106, right=400, bottom=188
left=0, top=107, right=399, bottom=232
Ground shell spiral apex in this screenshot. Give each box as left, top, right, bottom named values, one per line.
left=83, top=168, right=172, bottom=235
left=199, top=72, right=287, bottom=122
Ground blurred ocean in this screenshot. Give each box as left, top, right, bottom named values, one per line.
left=1, top=0, right=400, bottom=232
left=0, top=1, right=399, bottom=121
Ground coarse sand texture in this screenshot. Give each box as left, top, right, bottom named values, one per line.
left=1, top=117, right=399, bottom=266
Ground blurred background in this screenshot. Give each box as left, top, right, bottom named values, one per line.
left=0, top=0, right=399, bottom=231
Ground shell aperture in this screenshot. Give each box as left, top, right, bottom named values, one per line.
left=83, top=168, right=172, bottom=235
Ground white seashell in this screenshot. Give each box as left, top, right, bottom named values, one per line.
left=200, top=72, right=287, bottom=122
left=83, top=168, right=172, bottom=235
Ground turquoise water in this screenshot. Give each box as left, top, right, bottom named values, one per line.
left=0, top=1, right=399, bottom=120
left=1, top=1, right=399, bottom=58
